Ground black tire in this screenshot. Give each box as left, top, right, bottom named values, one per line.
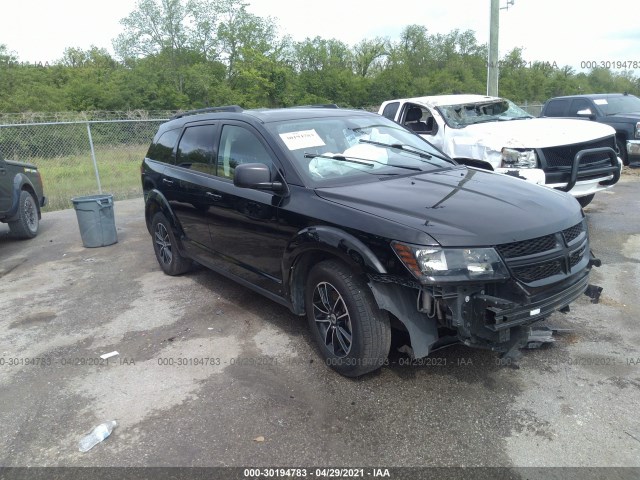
left=151, top=212, right=191, bottom=275
left=8, top=190, right=39, bottom=239
left=577, top=194, right=595, bottom=208
left=305, top=259, right=391, bottom=377
left=616, top=138, right=628, bottom=166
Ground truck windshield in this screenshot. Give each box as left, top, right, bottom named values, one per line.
left=597, top=95, right=640, bottom=115
left=438, top=99, right=532, bottom=128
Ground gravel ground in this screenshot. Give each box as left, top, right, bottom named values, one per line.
left=0, top=174, right=639, bottom=479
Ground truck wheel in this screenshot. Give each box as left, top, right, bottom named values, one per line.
left=616, top=138, right=628, bottom=166
left=8, top=190, right=39, bottom=239
left=305, top=259, right=391, bottom=377
left=577, top=194, right=595, bottom=208
left=151, top=212, right=191, bottom=275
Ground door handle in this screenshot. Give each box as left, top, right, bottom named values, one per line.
left=206, top=192, right=222, bottom=200
left=162, top=178, right=174, bottom=186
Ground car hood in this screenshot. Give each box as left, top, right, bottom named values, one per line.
left=606, top=112, right=640, bottom=122
left=5, top=159, right=38, bottom=170
left=315, top=168, right=583, bottom=247
left=451, top=117, right=615, bottom=150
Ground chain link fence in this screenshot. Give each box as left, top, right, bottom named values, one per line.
left=0, top=104, right=545, bottom=212
left=0, top=119, right=168, bottom=211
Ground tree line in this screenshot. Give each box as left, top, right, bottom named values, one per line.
left=1, top=0, right=638, bottom=114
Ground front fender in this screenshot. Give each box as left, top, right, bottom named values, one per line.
left=283, top=225, right=388, bottom=315
left=283, top=225, right=388, bottom=276
left=5, top=174, right=38, bottom=220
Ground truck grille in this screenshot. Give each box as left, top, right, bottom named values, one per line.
left=497, top=221, right=588, bottom=285
left=541, top=137, right=616, bottom=168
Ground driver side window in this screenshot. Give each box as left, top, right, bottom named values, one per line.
left=402, top=105, right=436, bottom=135
left=217, top=125, right=273, bottom=180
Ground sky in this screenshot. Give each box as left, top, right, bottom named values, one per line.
left=1, top=0, right=639, bottom=76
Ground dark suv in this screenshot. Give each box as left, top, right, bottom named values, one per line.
left=142, top=105, right=601, bottom=376
left=541, top=93, right=640, bottom=166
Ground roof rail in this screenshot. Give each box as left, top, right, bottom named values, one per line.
left=290, top=104, right=340, bottom=109
left=170, top=105, right=243, bottom=120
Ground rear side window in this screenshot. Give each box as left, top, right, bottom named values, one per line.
left=176, top=124, right=217, bottom=175
left=146, top=129, right=180, bottom=164
left=543, top=99, right=569, bottom=117
left=381, top=102, right=400, bottom=121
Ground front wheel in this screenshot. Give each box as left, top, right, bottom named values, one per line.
left=305, top=260, right=391, bottom=377
left=616, top=138, right=628, bottom=166
left=151, top=212, right=191, bottom=275
left=8, top=190, right=39, bottom=239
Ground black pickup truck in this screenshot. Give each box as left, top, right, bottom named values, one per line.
left=541, top=93, right=640, bottom=166
left=0, top=154, right=46, bottom=238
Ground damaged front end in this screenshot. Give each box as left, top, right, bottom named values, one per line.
left=368, top=218, right=601, bottom=361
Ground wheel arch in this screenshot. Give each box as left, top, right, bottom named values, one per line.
left=6, top=174, right=40, bottom=220
left=144, top=189, right=182, bottom=237
left=284, top=226, right=388, bottom=316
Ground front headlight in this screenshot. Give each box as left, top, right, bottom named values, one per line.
left=391, top=242, right=510, bottom=284
left=635, top=122, right=640, bottom=139
left=501, top=148, right=537, bottom=168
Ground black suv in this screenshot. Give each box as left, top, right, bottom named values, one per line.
left=541, top=93, right=640, bottom=166
left=142, top=106, right=600, bottom=376
left=0, top=153, right=46, bottom=238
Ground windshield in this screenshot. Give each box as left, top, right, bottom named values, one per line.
left=266, top=114, right=455, bottom=186
left=595, top=95, right=640, bottom=115
left=438, top=99, right=532, bottom=128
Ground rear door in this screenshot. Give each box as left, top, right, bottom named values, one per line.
left=162, top=122, right=220, bottom=252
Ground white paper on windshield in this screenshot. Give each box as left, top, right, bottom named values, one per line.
left=594, top=99, right=608, bottom=105
left=279, top=130, right=326, bottom=150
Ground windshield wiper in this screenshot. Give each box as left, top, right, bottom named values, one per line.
left=358, top=139, right=452, bottom=164
left=303, top=153, right=422, bottom=172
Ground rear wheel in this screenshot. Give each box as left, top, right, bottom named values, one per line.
left=151, top=212, right=191, bottom=275
left=577, top=194, right=595, bottom=208
left=305, top=260, right=391, bottom=377
left=8, top=190, right=39, bottom=239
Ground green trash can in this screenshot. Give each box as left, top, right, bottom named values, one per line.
left=71, top=194, right=118, bottom=248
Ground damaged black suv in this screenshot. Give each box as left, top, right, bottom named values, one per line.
left=142, top=105, right=600, bottom=377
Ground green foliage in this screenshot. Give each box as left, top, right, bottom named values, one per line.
left=1, top=9, right=639, bottom=116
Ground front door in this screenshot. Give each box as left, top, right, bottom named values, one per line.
left=205, top=122, right=291, bottom=296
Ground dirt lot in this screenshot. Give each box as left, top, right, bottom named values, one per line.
left=1, top=173, right=639, bottom=477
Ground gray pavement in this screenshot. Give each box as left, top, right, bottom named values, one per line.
left=0, top=172, right=639, bottom=472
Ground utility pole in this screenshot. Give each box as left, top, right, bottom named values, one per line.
left=487, top=0, right=500, bottom=96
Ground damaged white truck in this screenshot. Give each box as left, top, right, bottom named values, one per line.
left=379, top=95, right=622, bottom=207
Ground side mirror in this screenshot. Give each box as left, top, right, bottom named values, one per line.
left=233, top=163, right=286, bottom=193
left=576, top=108, right=595, bottom=120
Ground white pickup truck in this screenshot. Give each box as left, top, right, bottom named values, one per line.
left=379, top=94, right=622, bottom=207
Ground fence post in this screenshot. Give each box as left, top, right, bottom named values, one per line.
left=86, top=122, right=102, bottom=194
